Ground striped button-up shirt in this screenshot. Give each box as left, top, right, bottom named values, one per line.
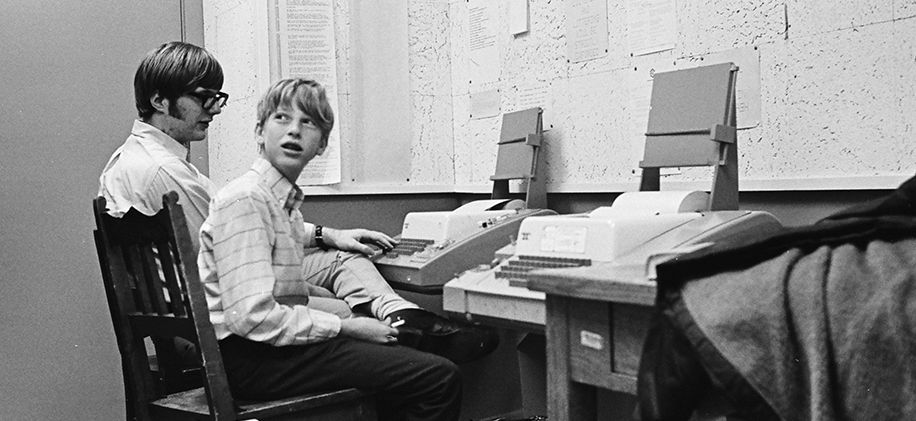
left=199, top=158, right=340, bottom=346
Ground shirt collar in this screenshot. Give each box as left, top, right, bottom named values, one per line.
left=131, top=120, right=189, bottom=161
left=250, top=158, right=304, bottom=211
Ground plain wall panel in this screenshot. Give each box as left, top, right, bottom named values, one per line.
left=0, top=1, right=198, bottom=419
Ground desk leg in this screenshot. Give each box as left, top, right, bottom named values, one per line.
left=545, top=295, right=596, bottom=421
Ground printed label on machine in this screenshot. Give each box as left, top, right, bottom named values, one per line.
left=540, top=225, right=587, bottom=254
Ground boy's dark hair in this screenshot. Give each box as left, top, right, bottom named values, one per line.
left=255, top=78, right=334, bottom=144
left=134, top=41, right=224, bottom=120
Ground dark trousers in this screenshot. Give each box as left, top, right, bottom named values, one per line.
left=219, top=335, right=462, bottom=421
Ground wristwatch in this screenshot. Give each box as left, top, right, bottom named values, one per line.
left=314, top=224, right=328, bottom=250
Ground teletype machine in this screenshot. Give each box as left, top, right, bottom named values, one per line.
left=372, top=107, right=557, bottom=293
left=443, top=63, right=784, bottom=328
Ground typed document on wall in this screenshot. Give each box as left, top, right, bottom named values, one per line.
left=467, top=0, right=501, bottom=119
left=277, top=0, right=342, bottom=185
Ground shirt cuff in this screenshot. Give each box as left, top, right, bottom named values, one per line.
left=307, top=308, right=342, bottom=339
left=303, top=222, right=317, bottom=248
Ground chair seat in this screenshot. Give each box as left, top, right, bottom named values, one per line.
left=151, top=387, right=373, bottom=419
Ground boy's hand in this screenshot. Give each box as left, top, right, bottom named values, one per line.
left=323, top=227, right=398, bottom=256
left=339, top=317, right=399, bottom=344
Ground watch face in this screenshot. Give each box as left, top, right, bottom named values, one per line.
left=315, top=225, right=327, bottom=249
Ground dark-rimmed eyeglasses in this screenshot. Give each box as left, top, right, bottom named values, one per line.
left=187, top=89, right=229, bottom=109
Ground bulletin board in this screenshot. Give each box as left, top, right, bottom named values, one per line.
left=444, top=0, right=916, bottom=193
left=204, top=0, right=916, bottom=194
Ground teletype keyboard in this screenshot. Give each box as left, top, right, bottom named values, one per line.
left=372, top=198, right=557, bottom=292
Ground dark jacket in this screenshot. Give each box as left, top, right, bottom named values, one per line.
left=638, top=175, right=916, bottom=421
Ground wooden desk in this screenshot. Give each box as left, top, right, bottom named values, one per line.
left=524, top=263, right=656, bottom=421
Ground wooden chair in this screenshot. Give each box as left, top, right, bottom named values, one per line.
left=93, top=191, right=377, bottom=420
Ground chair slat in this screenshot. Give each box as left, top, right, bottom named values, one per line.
left=140, top=245, right=170, bottom=315
left=156, top=240, right=187, bottom=317
left=101, top=242, right=139, bottom=315
left=123, top=245, right=155, bottom=314
left=129, top=314, right=197, bottom=339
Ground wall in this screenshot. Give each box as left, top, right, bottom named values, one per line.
left=200, top=0, right=272, bottom=187
left=202, top=0, right=458, bottom=193
left=274, top=0, right=906, bottom=226
left=0, top=1, right=202, bottom=419
left=447, top=0, right=916, bottom=192
left=208, top=0, right=916, bottom=195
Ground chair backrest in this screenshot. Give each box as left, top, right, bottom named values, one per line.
left=93, top=191, right=237, bottom=420
left=490, top=107, right=547, bottom=209
left=638, top=62, right=739, bottom=211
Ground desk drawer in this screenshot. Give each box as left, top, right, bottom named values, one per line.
left=567, top=300, right=653, bottom=394
left=612, top=304, right=653, bottom=375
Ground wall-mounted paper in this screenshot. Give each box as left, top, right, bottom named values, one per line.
left=515, top=81, right=548, bottom=112
left=676, top=47, right=762, bottom=129
left=468, top=0, right=499, bottom=90
left=349, top=0, right=411, bottom=185
left=566, top=0, right=609, bottom=63
left=470, top=89, right=501, bottom=119
left=627, top=0, right=675, bottom=56
left=277, top=0, right=341, bottom=185
left=509, top=0, right=529, bottom=35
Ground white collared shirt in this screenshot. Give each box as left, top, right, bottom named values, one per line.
left=98, top=120, right=214, bottom=251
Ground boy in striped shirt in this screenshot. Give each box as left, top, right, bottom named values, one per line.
left=199, top=78, right=491, bottom=420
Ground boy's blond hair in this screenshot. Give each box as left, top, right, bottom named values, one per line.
left=255, top=78, right=334, bottom=144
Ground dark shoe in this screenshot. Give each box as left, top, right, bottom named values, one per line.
left=389, top=309, right=499, bottom=364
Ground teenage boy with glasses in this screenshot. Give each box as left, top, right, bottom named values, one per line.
left=99, top=41, right=226, bottom=252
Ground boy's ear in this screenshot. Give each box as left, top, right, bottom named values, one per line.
left=255, top=128, right=265, bottom=152
left=316, top=137, right=328, bottom=156
left=150, top=92, right=169, bottom=114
